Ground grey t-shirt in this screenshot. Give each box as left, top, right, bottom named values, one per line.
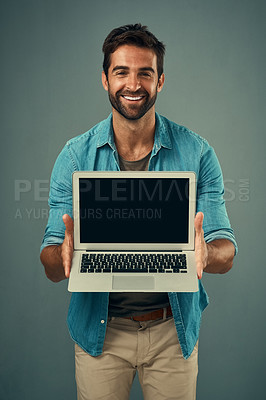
left=108, top=151, right=170, bottom=317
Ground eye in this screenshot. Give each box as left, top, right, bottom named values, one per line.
left=116, top=71, right=127, bottom=76
left=139, top=72, right=152, bottom=77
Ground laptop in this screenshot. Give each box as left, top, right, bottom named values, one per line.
left=68, top=171, right=198, bottom=292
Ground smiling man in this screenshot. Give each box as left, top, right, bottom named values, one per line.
left=103, top=44, right=163, bottom=121
left=40, top=24, right=237, bottom=400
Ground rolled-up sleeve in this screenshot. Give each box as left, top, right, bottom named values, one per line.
left=196, top=140, right=238, bottom=254
left=40, top=144, right=76, bottom=253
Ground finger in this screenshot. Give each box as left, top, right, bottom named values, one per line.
left=194, top=212, right=204, bottom=234
left=197, top=270, right=203, bottom=280
left=62, top=245, right=73, bottom=278
left=64, top=260, right=71, bottom=278
left=196, top=256, right=204, bottom=280
left=63, top=214, right=74, bottom=235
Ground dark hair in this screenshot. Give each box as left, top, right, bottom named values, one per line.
left=102, top=23, right=165, bottom=79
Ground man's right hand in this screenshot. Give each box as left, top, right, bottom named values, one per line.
left=40, top=214, right=74, bottom=282
left=61, top=214, right=74, bottom=278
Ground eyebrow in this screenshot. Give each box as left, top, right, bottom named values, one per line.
left=112, top=66, right=155, bottom=73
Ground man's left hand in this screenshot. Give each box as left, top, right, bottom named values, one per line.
left=194, top=212, right=208, bottom=279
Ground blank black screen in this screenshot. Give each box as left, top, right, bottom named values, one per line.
left=79, top=178, right=189, bottom=243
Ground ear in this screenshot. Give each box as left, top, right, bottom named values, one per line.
left=157, top=73, right=165, bottom=93
left=102, top=71, right=109, bottom=91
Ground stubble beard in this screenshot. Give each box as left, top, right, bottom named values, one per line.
left=107, top=87, right=158, bottom=121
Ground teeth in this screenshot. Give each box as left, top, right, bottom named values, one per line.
left=123, top=96, right=143, bottom=101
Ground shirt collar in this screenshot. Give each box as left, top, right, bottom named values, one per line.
left=96, top=114, right=116, bottom=150
left=154, top=112, right=172, bottom=150
left=96, top=112, right=172, bottom=151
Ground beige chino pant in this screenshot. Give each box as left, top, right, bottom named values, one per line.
left=75, top=315, right=198, bottom=400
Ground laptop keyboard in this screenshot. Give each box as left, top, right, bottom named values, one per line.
left=80, top=253, right=187, bottom=274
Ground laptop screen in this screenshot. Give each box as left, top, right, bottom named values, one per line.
left=79, top=177, right=189, bottom=244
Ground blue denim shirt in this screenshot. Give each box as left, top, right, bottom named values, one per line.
left=41, top=113, right=237, bottom=359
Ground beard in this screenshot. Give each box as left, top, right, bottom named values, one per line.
left=107, top=87, right=158, bottom=121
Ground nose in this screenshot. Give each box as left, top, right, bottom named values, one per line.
left=126, top=73, right=141, bottom=92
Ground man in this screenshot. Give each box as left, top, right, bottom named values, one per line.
left=40, top=24, right=237, bottom=400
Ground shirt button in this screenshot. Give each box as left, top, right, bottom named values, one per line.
left=101, top=320, right=105, bottom=324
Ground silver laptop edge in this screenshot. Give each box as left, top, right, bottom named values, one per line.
left=72, top=171, right=196, bottom=252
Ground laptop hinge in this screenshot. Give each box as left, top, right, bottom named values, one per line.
left=85, top=249, right=183, bottom=252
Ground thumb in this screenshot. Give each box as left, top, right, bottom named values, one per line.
left=62, top=214, right=74, bottom=235
left=194, top=212, right=204, bottom=234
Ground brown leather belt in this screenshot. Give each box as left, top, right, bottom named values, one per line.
left=123, top=305, right=172, bottom=321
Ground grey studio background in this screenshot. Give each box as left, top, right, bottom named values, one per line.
left=1, top=0, right=265, bottom=399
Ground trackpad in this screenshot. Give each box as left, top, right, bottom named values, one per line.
left=112, top=276, right=155, bottom=290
